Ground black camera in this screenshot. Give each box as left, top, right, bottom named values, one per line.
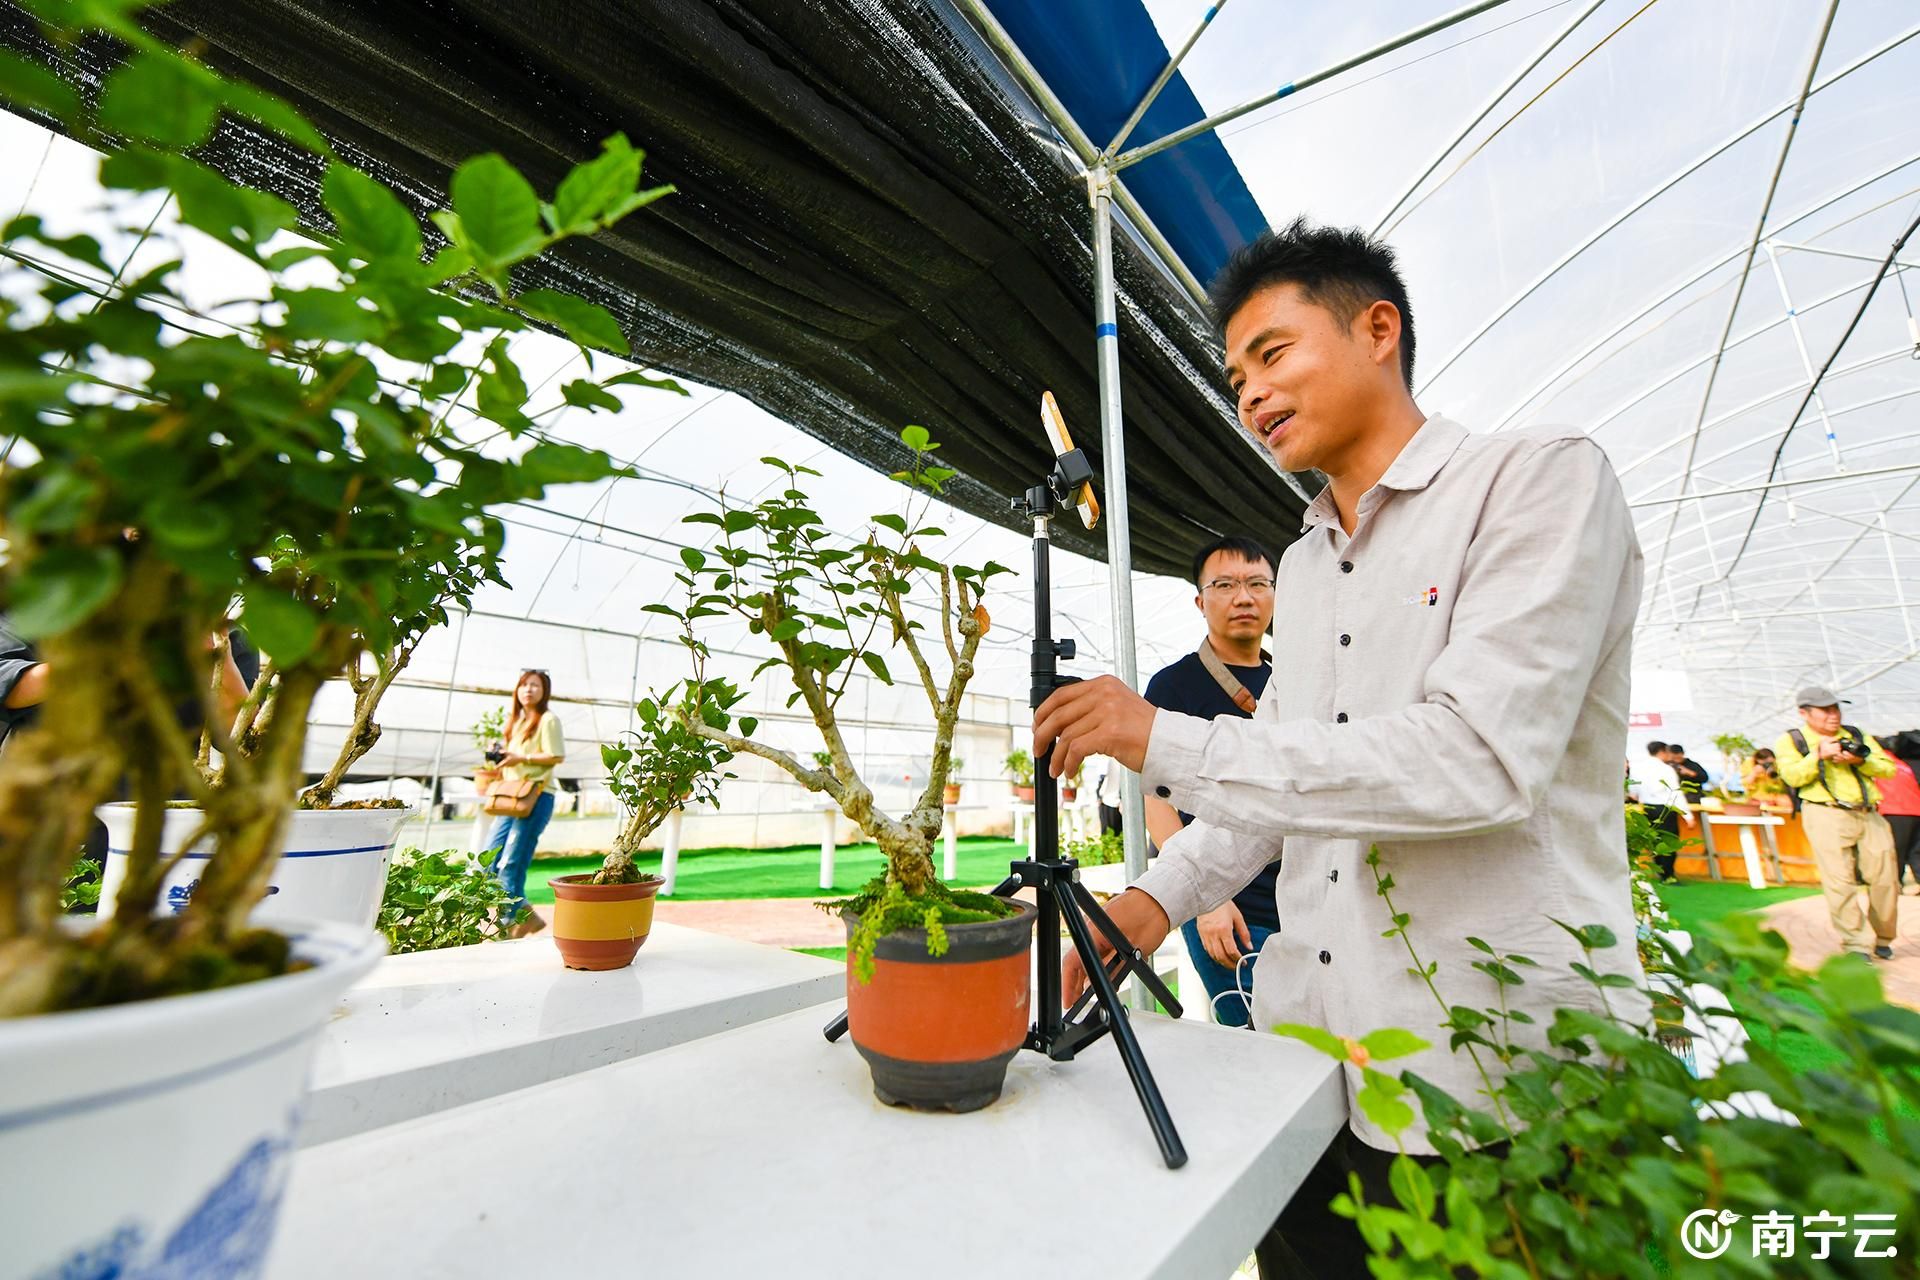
left=1835, top=732, right=1870, bottom=760
left=484, top=747, right=506, bottom=765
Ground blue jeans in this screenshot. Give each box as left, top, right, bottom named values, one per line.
left=487, top=789, right=555, bottom=922
left=1180, top=917, right=1276, bottom=1028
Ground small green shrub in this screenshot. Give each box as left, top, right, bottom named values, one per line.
left=59, top=859, right=101, bottom=912
left=377, top=848, right=521, bottom=953
left=1005, top=749, right=1036, bottom=787
left=1066, top=829, right=1124, bottom=867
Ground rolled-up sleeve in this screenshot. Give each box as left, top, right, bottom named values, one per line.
left=1142, top=439, right=1636, bottom=842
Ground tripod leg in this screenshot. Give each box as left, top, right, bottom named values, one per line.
left=823, top=1009, right=848, bottom=1042
left=1069, top=881, right=1182, bottom=1018
left=1056, top=884, right=1189, bottom=1169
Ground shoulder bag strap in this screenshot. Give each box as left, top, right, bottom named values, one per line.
left=1197, top=640, right=1269, bottom=715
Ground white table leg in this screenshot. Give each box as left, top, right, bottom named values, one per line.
left=660, top=810, right=685, bottom=896
left=1738, top=825, right=1768, bottom=890
left=1014, top=809, right=1028, bottom=853
left=469, top=808, right=491, bottom=857
left=943, top=802, right=958, bottom=881
left=819, top=809, right=837, bottom=891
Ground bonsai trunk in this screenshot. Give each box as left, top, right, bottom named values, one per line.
left=592, top=801, right=672, bottom=885
left=300, top=648, right=409, bottom=810
left=878, top=830, right=936, bottom=898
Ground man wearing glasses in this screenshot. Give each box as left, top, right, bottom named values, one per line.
left=1142, top=536, right=1280, bottom=1026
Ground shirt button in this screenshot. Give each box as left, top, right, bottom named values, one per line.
left=1339, top=633, right=1351, bottom=646
left=1154, top=785, right=1170, bottom=799
left=1318, top=950, right=1332, bottom=965
left=1339, top=560, right=1353, bottom=574
left=1328, top=869, right=1339, bottom=883
left=1336, top=712, right=1349, bottom=724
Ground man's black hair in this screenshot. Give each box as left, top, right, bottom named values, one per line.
left=1669, top=743, right=1687, bottom=756
left=1190, top=535, right=1277, bottom=589
left=1208, top=216, right=1416, bottom=391
left=1645, top=741, right=1667, bottom=755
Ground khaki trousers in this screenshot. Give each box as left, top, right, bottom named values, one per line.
left=1801, top=802, right=1899, bottom=953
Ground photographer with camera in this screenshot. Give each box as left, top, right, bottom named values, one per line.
left=1775, top=686, right=1900, bottom=958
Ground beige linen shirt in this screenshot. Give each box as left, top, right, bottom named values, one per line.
left=1133, top=416, right=1646, bottom=1154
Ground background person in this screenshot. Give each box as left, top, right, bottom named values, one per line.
left=1143, top=534, right=1282, bottom=1028
left=1627, top=741, right=1686, bottom=882
left=1743, top=747, right=1792, bottom=813
left=1775, top=687, right=1898, bottom=958
left=1665, top=742, right=1709, bottom=803
left=1877, top=729, right=1920, bottom=895
left=488, top=668, right=566, bottom=938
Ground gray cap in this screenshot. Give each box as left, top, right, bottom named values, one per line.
left=1795, top=685, right=1848, bottom=708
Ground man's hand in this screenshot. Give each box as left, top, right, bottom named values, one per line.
left=1194, top=901, right=1253, bottom=968
left=1033, top=675, right=1156, bottom=781
left=1837, top=751, right=1867, bottom=767
left=1819, top=739, right=1845, bottom=761
left=1061, top=887, right=1171, bottom=1006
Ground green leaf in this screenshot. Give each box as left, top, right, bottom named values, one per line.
left=99, top=51, right=219, bottom=148
left=517, top=288, right=626, bottom=353
left=872, top=513, right=908, bottom=535
left=323, top=164, right=421, bottom=261
left=475, top=337, right=529, bottom=427
left=899, top=424, right=934, bottom=452
left=516, top=442, right=620, bottom=487
left=274, top=287, right=383, bottom=343
left=560, top=378, right=623, bottom=413
left=1274, top=1023, right=1347, bottom=1060
left=769, top=618, right=805, bottom=642
left=1355, top=1076, right=1416, bottom=1135
left=221, top=80, right=330, bottom=153
left=1816, top=954, right=1886, bottom=1013
left=738, top=717, right=758, bottom=737
left=1358, top=1029, right=1432, bottom=1062
left=861, top=651, right=893, bottom=686
left=679, top=548, right=707, bottom=573
left=239, top=588, right=319, bottom=665
left=604, top=369, right=689, bottom=397
left=0, top=52, right=79, bottom=121
left=550, top=133, right=641, bottom=233
left=1387, top=1154, right=1436, bottom=1220
left=449, top=153, right=545, bottom=266
left=10, top=546, right=121, bottom=638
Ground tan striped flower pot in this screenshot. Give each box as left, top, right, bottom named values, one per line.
left=549, top=873, right=662, bottom=970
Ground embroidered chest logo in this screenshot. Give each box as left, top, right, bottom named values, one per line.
left=1401, top=586, right=1439, bottom=607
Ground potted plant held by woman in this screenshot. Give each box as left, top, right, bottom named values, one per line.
left=546, top=682, right=737, bottom=969
left=650, top=430, right=1033, bottom=1111
left=0, top=21, right=677, bottom=1274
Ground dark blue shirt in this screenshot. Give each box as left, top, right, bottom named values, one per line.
left=1142, top=650, right=1279, bottom=931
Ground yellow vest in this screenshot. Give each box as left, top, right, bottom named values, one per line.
left=1773, top=725, right=1895, bottom=808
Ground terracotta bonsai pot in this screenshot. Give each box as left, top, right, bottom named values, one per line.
left=843, top=899, right=1038, bottom=1112
left=549, top=873, right=661, bottom=970
left=1013, top=785, right=1035, bottom=804
left=943, top=784, right=962, bottom=805
left=1062, top=786, right=1078, bottom=803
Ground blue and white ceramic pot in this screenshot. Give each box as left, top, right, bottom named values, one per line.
left=2, top=919, right=385, bottom=1278
left=96, top=805, right=415, bottom=929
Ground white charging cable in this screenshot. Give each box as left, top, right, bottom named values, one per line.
left=1210, top=948, right=1260, bottom=1024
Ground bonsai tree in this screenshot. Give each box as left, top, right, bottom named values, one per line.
left=1005, top=749, right=1036, bottom=788
left=639, top=428, right=1016, bottom=974
left=592, top=681, right=737, bottom=885
left=0, top=20, right=679, bottom=1015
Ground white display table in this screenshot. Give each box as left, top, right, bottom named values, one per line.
left=269, top=1005, right=1344, bottom=1279
left=300, top=926, right=841, bottom=1145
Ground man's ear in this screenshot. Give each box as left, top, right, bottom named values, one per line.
left=1363, top=300, right=1401, bottom=369
left=1193, top=592, right=1204, bottom=614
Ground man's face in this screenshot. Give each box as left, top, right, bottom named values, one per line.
left=1194, top=550, right=1274, bottom=647
left=1802, top=704, right=1842, bottom=736
left=1223, top=282, right=1398, bottom=475
left=1662, top=747, right=1682, bottom=765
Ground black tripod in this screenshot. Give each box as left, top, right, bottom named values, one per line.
left=824, top=446, right=1188, bottom=1169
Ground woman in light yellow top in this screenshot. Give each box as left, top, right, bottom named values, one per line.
left=1743, top=749, right=1792, bottom=814
left=488, top=669, right=566, bottom=936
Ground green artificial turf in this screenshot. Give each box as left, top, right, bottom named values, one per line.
left=793, top=946, right=848, bottom=963
left=524, top=835, right=1025, bottom=905
left=1656, top=879, right=1820, bottom=940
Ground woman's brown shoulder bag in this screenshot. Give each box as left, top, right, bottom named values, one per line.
left=483, top=777, right=543, bottom=819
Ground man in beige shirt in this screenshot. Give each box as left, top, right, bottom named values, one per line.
left=1035, top=220, right=1644, bottom=1276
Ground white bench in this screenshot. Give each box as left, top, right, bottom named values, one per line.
left=300, top=925, right=841, bottom=1145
